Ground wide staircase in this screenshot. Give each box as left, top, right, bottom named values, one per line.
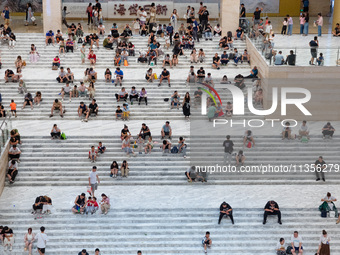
left=0, top=33, right=250, bottom=69
left=0, top=207, right=338, bottom=254
left=10, top=135, right=340, bottom=187
left=0, top=79, right=260, bottom=120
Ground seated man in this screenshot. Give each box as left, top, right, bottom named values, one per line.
left=202, top=232, right=212, bottom=254
left=56, top=67, right=68, bottom=83
left=315, top=156, right=326, bottom=181
left=285, top=50, right=296, bottom=66
left=162, top=54, right=172, bottom=68
left=162, top=139, right=171, bottom=153
left=149, top=41, right=158, bottom=56
left=78, top=101, right=89, bottom=120
left=78, top=82, right=87, bottom=97
left=234, top=26, right=244, bottom=40
left=4, top=69, right=14, bottom=83
left=241, top=49, right=250, bottom=64
left=66, top=38, right=74, bottom=53
left=89, top=146, right=97, bottom=162
left=322, top=122, right=335, bottom=139
left=147, top=49, right=157, bottom=65
left=291, top=231, right=303, bottom=255
left=98, top=22, right=105, bottom=36
left=66, top=68, right=74, bottom=82
left=129, top=86, right=139, bottom=103
left=161, top=121, right=172, bottom=139
left=32, top=195, right=46, bottom=213
left=7, top=160, right=18, bottom=184
left=282, top=121, right=293, bottom=140
left=320, top=192, right=338, bottom=216
left=60, top=82, right=73, bottom=102
left=212, top=53, right=220, bottom=69
left=274, top=51, right=284, bottom=65
left=218, top=201, right=234, bottom=224
left=138, top=50, right=148, bottom=63
left=97, top=141, right=106, bottom=154
left=85, top=99, right=99, bottom=121
left=50, top=124, right=61, bottom=139
left=115, top=87, right=128, bottom=102
left=140, top=123, right=151, bottom=139
left=103, top=35, right=114, bottom=49
left=114, top=67, right=124, bottom=86
left=276, top=238, right=286, bottom=255
left=235, top=150, right=245, bottom=166
left=159, top=68, right=170, bottom=87
left=122, top=103, right=130, bottom=121
left=121, top=49, right=129, bottom=64
left=298, top=120, right=309, bottom=139
left=332, top=23, right=340, bottom=37
left=220, top=51, right=229, bottom=65
left=9, top=144, right=21, bottom=162
left=50, top=99, right=64, bottom=118
left=78, top=249, right=89, bottom=255
left=185, top=166, right=205, bottom=182
left=88, top=68, right=97, bottom=81
left=245, top=66, right=258, bottom=78
left=263, top=200, right=282, bottom=225
left=115, top=105, right=123, bottom=120
left=45, top=30, right=55, bottom=46
left=194, top=88, right=202, bottom=106
left=91, top=33, right=99, bottom=48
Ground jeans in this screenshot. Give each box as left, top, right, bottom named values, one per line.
left=304, top=22, right=309, bottom=35
left=224, top=152, right=232, bottom=164
left=287, top=24, right=293, bottom=35
left=204, top=32, right=212, bottom=39
left=79, top=91, right=87, bottom=97
left=263, top=210, right=281, bottom=223
left=300, top=24, right=304, bottom=34
left=192, top=30, right=199, bottom=42
left=179, top=145, right=187, bottom=156
left=318, top=25, right=322, bottom=36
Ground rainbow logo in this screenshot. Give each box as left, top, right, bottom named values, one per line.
left=198, top=83, right=223, bottom=115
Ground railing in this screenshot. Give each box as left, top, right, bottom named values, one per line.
left=0, top=114, right=12, bottom=156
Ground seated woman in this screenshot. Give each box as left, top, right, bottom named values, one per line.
left=172, top=54, right=178, bottom=67
left=162, top=139, right=172, bottom=153
left=51, top=124, right=61, bottom=139
left=66, top=38, right=74, bottom=53
left=29, top=44, right=39, bottom=63
left=22, top=92, right=33, bottom=110
left=15, top=56, right=23, bottom=68
left=59, top=39, right=66, bottom=55
left=88, top=50, right=96, bottom=65
left=42, top=195, right=53, bottom=214
left=10, top=129, right=21, bottom=144
left=320, top=192, right=338, bottom=217
left=227, top=36, right=234, bottom=49
left=114, top=52, right=121, bottom=66
left=157, top=42, right=164, bottom=56
left=55, top=29, right=63, bottom=43
left=127, top=42, right=135, bottom=56
left=120, top=160, right=129, bottom=177
left=173, top=42, right=184, bottom=56
left=225, top=101, right=233, bottom=117
left=163, top=54, right=172, bottom=68
left=24, top=228, right=35, bottom=255
left=144, top=136, right=154, bottom=154
left=236, top=150, right=246, bottom=166
left=7, top=160, right=18, bottom=184
left=18, top=79, right=27, bottom=94
left=0, top=103, right=6, bottom=118
left=254, top=88, right=263, bottom=105
left=139, top=88, right=147, bottom=105
left=52, top=55, right=61, bottom=68
left=12, top=67, right=22, bottom=82
left=4, top=69, right=14, bottom=83
left=190, top=48, right=198, bottom=63
left=87, top=82, right=96, bottom=100
left=104, top=68, right=112, bottom=82
left=32, top=195, right=45, bottom=214
left=198, top=48, right=205, bottom=63
left=76, top=23, right=84, bottom=38
left=34, top=91, right=42, bottom=106
left=219, top=36, right=228, bottom=50
left=145, top=68, right=156, bottom=83
left=122, top=136, right=136, bottom=156
left=100, top=193, right=110, bottom=215
left=243, top=130, right=255, bottom=147
left=2, top=226, right=14, bottom=251
left=221, top=75, right=230, bottom=84
left=72, top=193, right=87, bottom=214
left=110, top=161, right=119, bottom=178
left=214, top=24, right=222, bottom=36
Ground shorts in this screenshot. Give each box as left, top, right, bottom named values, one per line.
left=311, top=50, right=317, bottom=58
left=64, top=91, right=70, bottom=95
left=91, top=183, right=98, bottom=191
left=38, top=248, right=45, bottom=254
left=11, top=110, right=16, bottom=113
left=294, top=246, right=303, bottom=252
left=7, top=169, right=15, bottom=175
left=164, top=131, right=169, bottom=136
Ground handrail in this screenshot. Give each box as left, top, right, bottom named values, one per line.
left=0, top=114, right=11, bottom=131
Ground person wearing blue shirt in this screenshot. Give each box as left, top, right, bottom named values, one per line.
left=191, top=17, right=200, bottom=42
left=274, top=51, right=284, bottom=65
left=166, top=23, right=174, bottom=45
left=45, top=30, right=55, bottom=46
left=149, top=41, right=158, bottom=56
left=245, top=66, right=258, bottom=78
left=114, top=67, right=124, bottom=86
left=161, top=121, right=172, bottom=139
left=2, top=6, right=10, bottom=26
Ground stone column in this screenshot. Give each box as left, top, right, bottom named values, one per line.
left=43, top=0, right=62, bottom=34
left=220, top=0, right=240, bottom=37
left=333, top=0, right=340, bottom=29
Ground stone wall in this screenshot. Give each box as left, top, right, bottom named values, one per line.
left=0, top=140, right=10, bottom=197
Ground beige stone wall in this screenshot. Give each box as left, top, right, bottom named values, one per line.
left=220, top=0, right=240, bottom=37
left=43, top=0, right=62, bottom=34
left=308, top=0, right=330, bottom=16
left=0, top=140, right=10, bottom=197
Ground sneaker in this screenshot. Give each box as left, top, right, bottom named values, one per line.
left=316, top=178, right=320, bottom=181
left=322, top=178, right=325, bottom=182
left=60, top=115, right=64, bottom=118
left=278, top=221, right=282, bottom=225
left=168, top=83, right=171, bottom=87
left=263, top=221, right=266, bottom=224
left=158, top=83, right=161, bottom=87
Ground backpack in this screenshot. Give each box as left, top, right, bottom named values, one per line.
left=286, top=246, right=293, bottom=254
left=321, top=210, right=327, bottom=218
left=60, top=132, right=67, bottom=140
left=301, top=136, right=309, bottom=143
left=171, top=146, right=179, bottom=154
left=78, top=38, right=83, bottom=44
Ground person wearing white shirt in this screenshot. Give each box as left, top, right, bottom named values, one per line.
left=88, top=166, right=100, bottom=197
left=265, top=21, right=272, bottom=39
left=317, top=230, right=330, bottom=255
left=299, top=120, right=309, bottom=138
left=36, top=226, right=48, bottom=255
left=139, top=8, right=147, bottom=25
left=291, top=231, right=303, bottom=255
left=276, top=238, right=286, bottom=255
left=7, top=160, right=18, bottom=184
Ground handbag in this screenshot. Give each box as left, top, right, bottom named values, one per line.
left=31, top=16, right=36, bottom=22
left=52, top=65, right=58, bottom=70
left=247, top=141, right=252, bottom=148
left=124, top=59, right=129, bottom=66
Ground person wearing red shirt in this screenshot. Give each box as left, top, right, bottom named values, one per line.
left=88, top=50, right=96, bottom=65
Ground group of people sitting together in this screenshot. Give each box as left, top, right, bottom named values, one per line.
left=7, top=129, right=22, bottom=184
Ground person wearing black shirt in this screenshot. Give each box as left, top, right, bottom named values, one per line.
left=33, top=196, right=46, bottom=213
left=197, top=67, right=205, bottom=82
left=314, top=156, right=326, bottom=181
left=212, top=53, right=220, bottom=69
left=223, top=135, right=234, bottom=164
left=139, top=123, right=151, bottom=139
left=253, top=7, right=263, bottom=25
left=322, top=122, right=335, bottom=138
left=159, top=68, right=171, bottom=87
left=4, top=69, right=14, bottom=83
left=285, top=50, right=296, bottom=66
left=218, top=201, right=234, bottom=224
left=95, top=0, right=101, bottom=10
left=309, top=36, right=318, bottom=65
left=200, top=6, right=209, bottom=31
left=84, top=99, right=98, bottom=122
left=121, top=125, right=131, bottom=140
left=332, top=23, right=340, bottom=36
left=240, top=3, right=246, bottom=26
left=263, top=200, right=282, bottom=225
